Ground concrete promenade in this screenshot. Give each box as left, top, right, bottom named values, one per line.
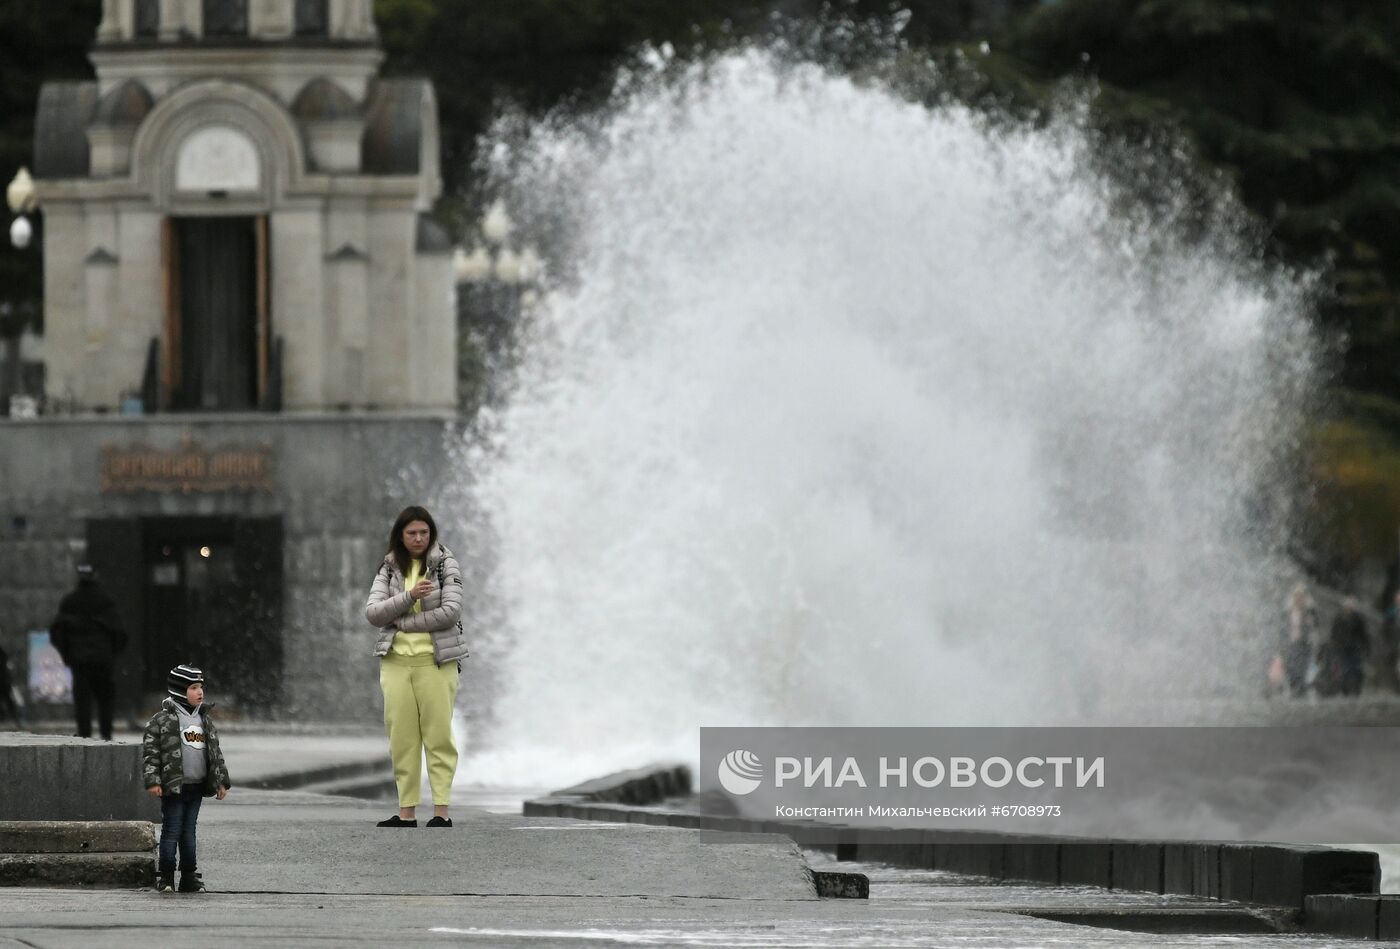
left=0, top=733, right=1376, bottom=947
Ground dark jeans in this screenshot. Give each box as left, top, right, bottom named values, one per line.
left=71, top=663, right=115, bottom=739
left=158, top=782, right=205, bottom=873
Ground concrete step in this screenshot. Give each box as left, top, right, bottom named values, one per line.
left=0, top=820, right=155, bottom=853
left=0, top=734, right=159, bottom=821
left=1305, top=893, right=1400, bottom=940
left=0, top=851, right=153, bottom=887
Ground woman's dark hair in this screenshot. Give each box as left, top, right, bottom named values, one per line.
left=387, top=505, right=437, bottom=575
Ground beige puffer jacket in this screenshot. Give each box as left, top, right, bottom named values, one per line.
left=365, top=542, right=468, bottom=665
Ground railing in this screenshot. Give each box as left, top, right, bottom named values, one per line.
left=140, top=337, right=159, bottom=411
left=124, top=334, right=283, bottom=414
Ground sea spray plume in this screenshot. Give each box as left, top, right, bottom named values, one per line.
left=456, top=42, right=1320, bottom=786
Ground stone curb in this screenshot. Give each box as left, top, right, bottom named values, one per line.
left=549, top=764, right=692, bottom=805
left=243, top=758, right=391, bottom=791
left=525, top=763, right=1380, bottom=924
left=0, top=851, right=154, bottom=888
left=526, top=763, right=868, bottom=900
left=0, top=820, right=155, bottom=853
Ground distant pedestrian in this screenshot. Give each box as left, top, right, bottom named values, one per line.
left=1277, top=583, right=1318, bottom=697
left=142, top=664, right=231, bottom=894
left=365, top=506, right=467, bottom=828
left=1377, top=590, right=1400, bottom=694
left=0, top=637, right=23, bottom=728
left=49, top=564, right=127, bottom=739
left=1318, top=597, right=1370, bottom=698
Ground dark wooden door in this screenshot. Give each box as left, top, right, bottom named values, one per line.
left=174, top=217, right=257, bottom=411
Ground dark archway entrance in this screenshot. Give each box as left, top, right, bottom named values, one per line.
left=86, top=515, right=284, bottom=717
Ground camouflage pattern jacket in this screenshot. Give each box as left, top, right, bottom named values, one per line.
left=142, top=697, right=232, bottom=796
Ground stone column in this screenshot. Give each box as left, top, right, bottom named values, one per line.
left=97, top=0, right=130, bottom=43
left=366, top=205, right=411, bottom=408
left=271, top=208, right=327, bottom=409
left=42, top=205, right=87, bottom=407
left=249, top=0, right=293, bottom=39
left=330, top=0, right=377, bottom=41
left=181, top=0, right=202, bottom=38
left=157, top=0, right=183, bottom=40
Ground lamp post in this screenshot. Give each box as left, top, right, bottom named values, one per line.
left=453, top=198, right=545, bottom=312
left=4, top=167, right=40, bottom=416
left=453, top=200, right=546, bottom=412
left=7, top=167, right=37, bottom=249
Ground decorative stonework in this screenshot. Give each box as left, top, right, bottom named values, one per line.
left=175, top=124, right=261, bottom=192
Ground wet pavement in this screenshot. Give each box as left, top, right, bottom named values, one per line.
left=0, top=732, right=1382, bottom=947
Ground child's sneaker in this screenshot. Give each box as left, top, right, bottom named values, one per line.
left=178, top=871, right=205, bottom=893
left=155, top=871, right=175, bottom=893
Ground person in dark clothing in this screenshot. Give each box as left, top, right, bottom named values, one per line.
left=50, top=564, right=127, bottom=739
left=1319, top=597, right=1371, bottom=698
left=0, top=639, right=22, bottom=728
left=1377, top=590, right=1400, bottom=694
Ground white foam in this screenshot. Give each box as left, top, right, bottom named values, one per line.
left=453, top=46, right=1319, bottom=781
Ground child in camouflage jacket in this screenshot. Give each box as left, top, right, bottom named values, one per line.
left=142, top=663, right=231, bottom=894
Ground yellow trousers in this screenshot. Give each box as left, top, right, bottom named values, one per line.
left=379, top=653, right=459, bottom=807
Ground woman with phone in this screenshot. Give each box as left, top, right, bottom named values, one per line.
left=364, top=505, right=467, bottom=827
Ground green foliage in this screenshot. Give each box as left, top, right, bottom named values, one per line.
left=989, top=0, right=1400, bottom=395
left=1309, top=402, right=1400, bottom=564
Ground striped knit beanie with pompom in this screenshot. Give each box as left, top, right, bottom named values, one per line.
left=167, top=664, right=204, bottom=704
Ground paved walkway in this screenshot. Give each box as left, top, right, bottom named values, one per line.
left=0, top=733, right=1371, bottom=947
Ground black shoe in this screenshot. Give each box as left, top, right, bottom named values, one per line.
left=376, top=815, right=417, bottom=827
left=178, top=871, right=205, bottom=893
left=425, top=816, right=453, bottom=828
left=155, top=871, right=175, bottom=893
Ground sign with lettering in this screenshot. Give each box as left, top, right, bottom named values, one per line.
left=101, top=433, right=275, bottom=494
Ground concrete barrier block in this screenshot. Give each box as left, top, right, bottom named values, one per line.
left=1059, top=843, right=1112, bottom=888
left=812, top=870, right=869, bottom=899
left=1220, top=845, right=1253, bottom=903
left=778, top=821, right=839, bottom=853
left=854, top=827, right=930, bottom=869
left=0, top=736, right=157, bottom=822
left=521, top=799, right=558, bottom=817
left=0, top=821, right=155, bottom=854
left=1305, top=894, right=1379, bottom=940
left=1163, top=843, right=1220, bottom=899
left=866, top=829, right=937, bottom=870
left=1376, top=896, right=1400, bottom=940
left=1003, top=843, right=1060, bottom=885
left=1251, top=845, right=1379, bottom=908
left=936, top=839, right=1005, bottom=879
left=550, top=763, right=691, bottom=806
left=1112, top=842, right=1164, bottom=893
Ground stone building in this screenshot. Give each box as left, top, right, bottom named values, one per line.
left=0, top=0, right=460, bottom=721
